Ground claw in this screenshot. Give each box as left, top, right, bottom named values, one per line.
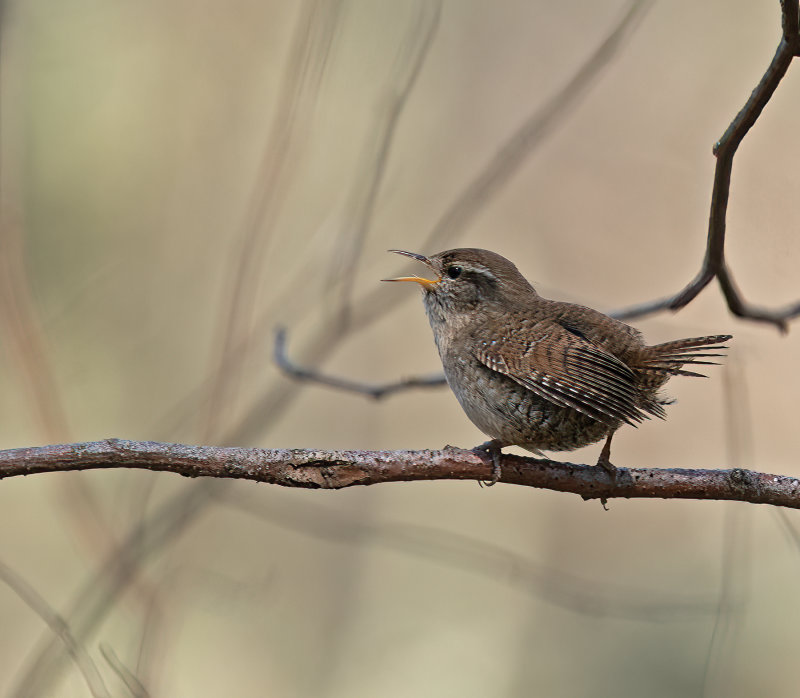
left=475, top=440, right=505, bottom=486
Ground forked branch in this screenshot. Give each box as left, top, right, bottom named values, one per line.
left=613, top=0, right=800, bottom=330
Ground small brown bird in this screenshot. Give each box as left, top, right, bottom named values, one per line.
left=385, top=248, right=731, bottom=482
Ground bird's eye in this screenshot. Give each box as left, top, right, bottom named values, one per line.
left=446, top=265, right=462, bottom=279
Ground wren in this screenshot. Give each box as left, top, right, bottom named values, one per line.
left=385, top=248, right=731, bottom=483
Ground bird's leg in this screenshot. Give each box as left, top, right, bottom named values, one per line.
left=596, top=431, right=617, bottom=480
left=475, top=440, right=505, bottom=486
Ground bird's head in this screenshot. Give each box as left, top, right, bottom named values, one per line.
left=384, top=248, right=537, bottom=322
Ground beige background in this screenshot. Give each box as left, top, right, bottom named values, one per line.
left=2, top=0, right=799, bottom=696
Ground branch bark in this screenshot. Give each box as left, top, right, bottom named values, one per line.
left=3, top=439, right=799, bottom=509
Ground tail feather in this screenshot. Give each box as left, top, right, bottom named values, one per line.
left=651, top=352, right=727, bottom=359
left=650, top=358, right=722, bottom=366
left=638, top=334, right=732, bottom=378
left=646, top=335, right=731, bottom=354
left=666, top=368, right=709, bottom=378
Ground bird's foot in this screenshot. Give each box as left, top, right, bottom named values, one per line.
left=596, top=433, right=617, bottom=483
left=595, top=452, right=617, bottom=478
left=475, top=440, right=505, bottom=486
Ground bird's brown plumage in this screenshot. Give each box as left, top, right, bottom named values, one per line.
left=386, top=247, right=731, bottom=470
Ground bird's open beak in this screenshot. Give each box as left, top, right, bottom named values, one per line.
left=382, top=250, right=440, bottom=289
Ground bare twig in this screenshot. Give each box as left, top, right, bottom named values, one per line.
left=99, top=644, right=149, bottom=698
left=1, top=439, right=799, bottom=509
left=0, top=558, right=110, bottom=698
left=274, top=327, right=446, bottom=398
left=613, top=0, right=800, bottom=331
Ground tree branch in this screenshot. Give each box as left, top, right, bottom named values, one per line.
left=716, top=261, right=800, bottom=332
left=3, top=439, right=799, bottom=509
left=274, top=328, right=446, bottom=398
left=613, top=0, right=800, bottom=330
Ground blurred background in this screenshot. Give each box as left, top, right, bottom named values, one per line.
left=2, top=0, right=800, bottom=695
